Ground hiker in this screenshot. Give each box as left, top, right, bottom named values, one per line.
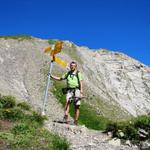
left=50, top=61, right=83, bottom=125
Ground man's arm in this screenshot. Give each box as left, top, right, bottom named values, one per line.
left=51, top=75, right=62, bottom=81
left=80, top=80, right=83, bottom=97
left=51, top=72, right=67, bottom=81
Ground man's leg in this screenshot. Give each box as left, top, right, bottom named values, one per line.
left=64, top=92, right=72, bottom=123
left=74, top=105, right=80, bottom=125
left=74, top=89, right=81, bottom=125
left=64, top=101, right=69, bottom=115
left=64, top=101, right=71, bottom=115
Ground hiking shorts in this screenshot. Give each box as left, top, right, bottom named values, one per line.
left=66, top=88, right=81, bottom=106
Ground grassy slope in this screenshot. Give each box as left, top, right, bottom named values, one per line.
left=0, top=35, right=32, bottom=40
left=0, top=95, right=70, bottom=150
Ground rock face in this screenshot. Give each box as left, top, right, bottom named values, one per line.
left=0, top=37, right=64, bottom=120
left=1, top=36, right=149, bottom=149
left=78, top=47, right=150, bottom=118
left=0, top=37, right=150, bottom=120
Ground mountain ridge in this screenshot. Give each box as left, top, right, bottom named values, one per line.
left=0, top=36, right=150, bottom=120
left=1, top=36, right=150, bottom=149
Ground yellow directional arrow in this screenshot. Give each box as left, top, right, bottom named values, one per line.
left=54, top=56, right=68, bottom=68
left=44, top=41, right=63, bottom=56
left=44, top=47, right=52, bottom=53
left=53, top=41, right=63, bottom=55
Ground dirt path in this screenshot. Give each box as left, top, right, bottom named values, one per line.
left=45, top=120, right=138, bottom=150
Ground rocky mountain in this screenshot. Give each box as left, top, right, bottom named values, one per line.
left=0, top=36, right=150, bottom=149
left=77, top=46, right=150, bottom=119
left=0, top=36, right=150, bottom=120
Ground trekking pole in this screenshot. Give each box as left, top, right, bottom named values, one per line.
left=42, top=60, right=53, bottom=115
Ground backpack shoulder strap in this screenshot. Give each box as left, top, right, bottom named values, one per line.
left=65, top=71, right=71, bottom=79
left=76, top=71, right=80, bottom=89
left=76, top=70, right=79, bottom=79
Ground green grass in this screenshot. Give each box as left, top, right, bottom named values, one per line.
left=17, top=101, right=31, bottom=111
left=0, top=94, right=71, bottom=150
left=77, top=102, right=112, bottom=130
left=0, top=95, right=16, bottom=108
left=48, top=39, right=57, bottom=45
left=99, top=49, right=111, bottom=53
left=51, top=80, right=111, bottom=130
left=105, top=115, right=150, bottom=144
left=0, top=35, right=32, bottom=40
left=91, top=95, right=131, bottom=121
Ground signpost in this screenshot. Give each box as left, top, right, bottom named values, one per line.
left=42, top=41, right=67, bottom=115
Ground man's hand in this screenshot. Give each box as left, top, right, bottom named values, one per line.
left=50, top=74, right=61, bottom=81
left=80, top=92, right=83, bottom=98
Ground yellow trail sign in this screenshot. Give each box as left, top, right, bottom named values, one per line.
left=54, top=56, right=68, bottom=68
left=44, top=47, right=52, bottom=53
left=44, top=41, right=63, bottom=56
left=53, top=41, right=63, bottom=55
left=44, top=41, right=68, bottom=68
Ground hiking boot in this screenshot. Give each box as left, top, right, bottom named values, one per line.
left=74, top=120, right=78, bottom=125
left=63, top=115, right=69, bottom=124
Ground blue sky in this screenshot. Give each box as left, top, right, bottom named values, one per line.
left=0, top=0, right=150, bottom=66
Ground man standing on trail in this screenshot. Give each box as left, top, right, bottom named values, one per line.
left=51, top=61, right=83, bottom=125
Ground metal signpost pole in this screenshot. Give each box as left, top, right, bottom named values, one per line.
left=42, top=60, right=53, bottom=115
